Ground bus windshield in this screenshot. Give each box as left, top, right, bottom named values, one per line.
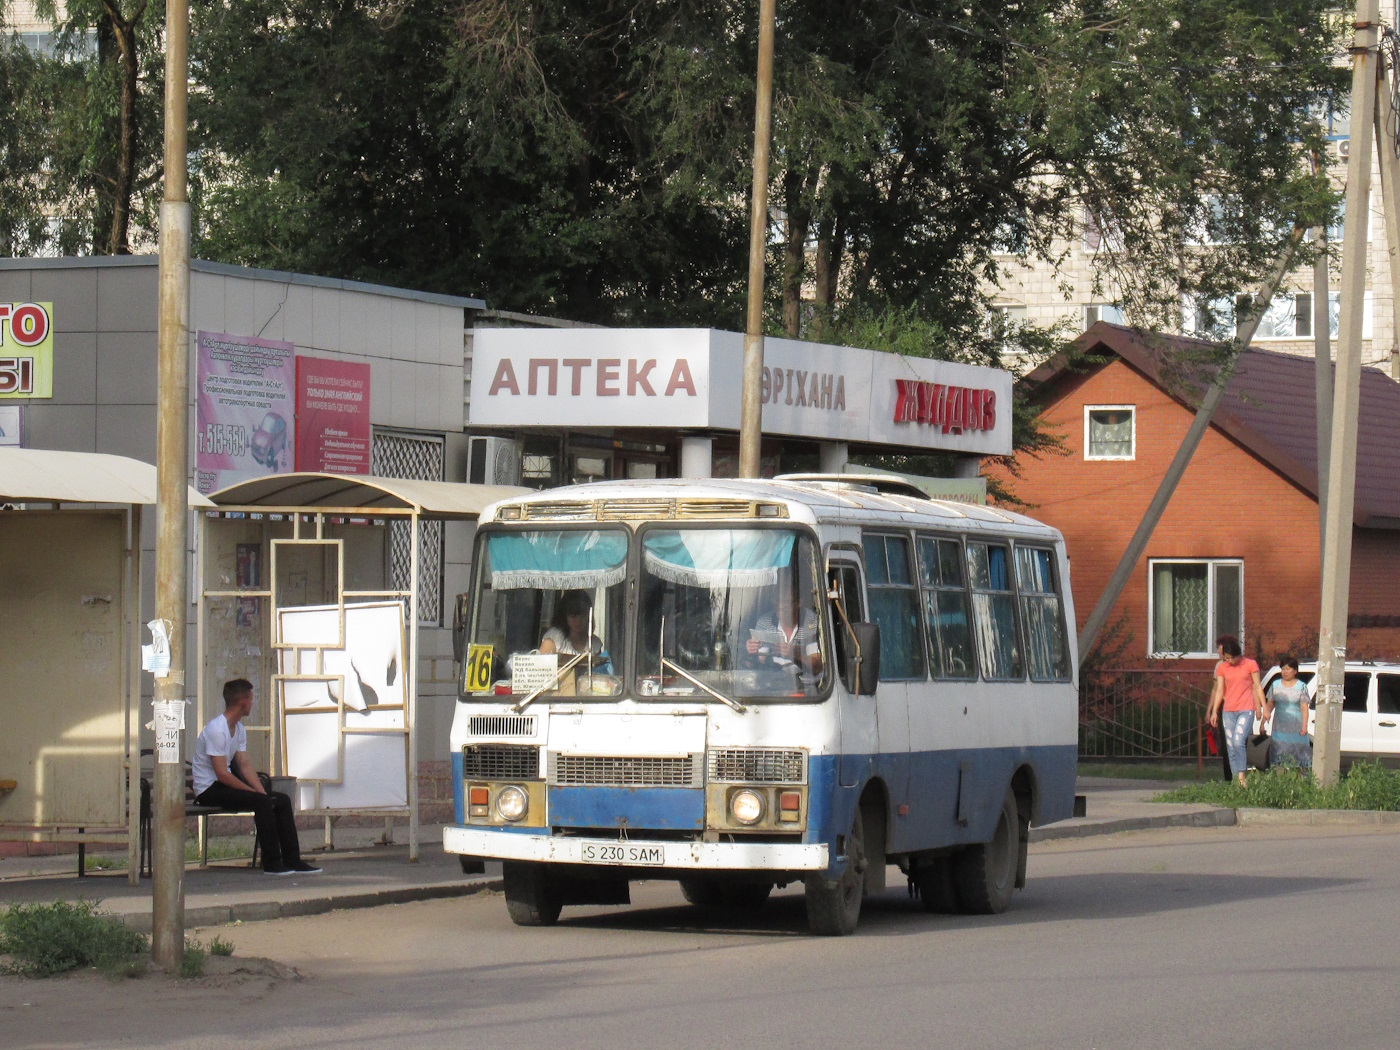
left=637, top=527, right=829, bottom=700
left=471, top=528, right=629, bottom=697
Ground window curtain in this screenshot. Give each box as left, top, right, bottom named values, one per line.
left=486, top=530, right=628, bottom=590
left=642, top=529, right=796, bottom=588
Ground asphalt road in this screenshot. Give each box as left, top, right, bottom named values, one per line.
left=4, top=824, right=1398, bottom=1050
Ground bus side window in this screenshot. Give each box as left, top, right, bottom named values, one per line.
left=967, top=541, right=1024, bottom=680
left=862, top=533, right=925, bottom=680
left=917, top=536, right=976, bottom=680
left=829, top=562, right=864, bottom=683
left=1015, top=546, right=1070, bottom=681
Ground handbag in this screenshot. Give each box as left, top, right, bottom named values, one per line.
left=1246, top=731, right=1271, bottom=771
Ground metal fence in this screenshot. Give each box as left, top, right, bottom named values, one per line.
left=1079, top=668, right=1215, bottom=760
left=372, top=431, right=445, bottom=626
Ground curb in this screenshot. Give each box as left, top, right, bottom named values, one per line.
left=1030, top=808, right=1236, bottom=842
left=118, top=877, right=503, bottom=935
left=1234, top=807, right=1400, bottom=828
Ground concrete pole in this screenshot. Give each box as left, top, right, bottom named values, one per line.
left=1314, top=0, right=1380, bottom=788
left=738, top=0, right=777, bottom=479
left=152, top=0, right=191, bottom=971
left=1076, top=230, right=1304, bottom=660
left=1313, top=225, right=1331, bottom=564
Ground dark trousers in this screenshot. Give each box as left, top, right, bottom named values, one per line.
left=196, top=781, right=301, bottom=869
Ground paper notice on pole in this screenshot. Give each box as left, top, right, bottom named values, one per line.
left=511, top=653, right=560, bottom=695
left=152, top=700, right=184, bottom=764
left=142, top=619, right=172, bottom=678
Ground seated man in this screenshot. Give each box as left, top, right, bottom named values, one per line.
left=192, top=678, right=320, bottom=876
left=745, top=587, right=823, bottom=679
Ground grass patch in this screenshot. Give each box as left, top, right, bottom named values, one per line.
left=208, top=935, right=234, bottom=957
left=1154, top=762, right=1400, bottom=810
left=180, top=939, right=207, bottom=979
left=184, top=838, right=254, bottom=864
left=0, top=900, right=148, bottom=977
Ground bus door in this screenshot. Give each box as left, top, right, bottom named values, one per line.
left=828, top=554, right=876, bottom=788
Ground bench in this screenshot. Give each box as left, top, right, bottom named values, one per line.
left=137, top=766, right=293, bottom=877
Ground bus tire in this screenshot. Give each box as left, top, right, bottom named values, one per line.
left=805, top=806, right=865, bottom=936
left=503, top=861, right=563, bottom=927
left=954, top=789, right=1018, bottom=915
left=680, top=878, right=772, bottom=909
left=913, top=855, right=960, bottom=914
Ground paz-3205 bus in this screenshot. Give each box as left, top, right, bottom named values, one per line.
left=445, top=475, right=1078, bottom=935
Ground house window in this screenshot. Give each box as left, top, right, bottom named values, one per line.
left=1084, top=304, right=1124, bottom=329
left=1149, top=559, right=1243, bottom=658
left=1084, top=406, right=1135, bottom=460
left=1251, top=294, right=1314, bottom=340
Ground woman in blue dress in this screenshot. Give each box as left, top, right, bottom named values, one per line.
left=1263, top=655, right=1312, bottom=769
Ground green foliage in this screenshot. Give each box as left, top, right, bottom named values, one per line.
left=0, top=900, right=148, bottom=977
left=179, top=938, right=206, bottom=978
left=208, top=935, right=234, bottom=957
left=1155, top=762, right=1400, bottom=810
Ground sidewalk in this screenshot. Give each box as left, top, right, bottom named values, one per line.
left=0, top=779, right=1243, bottom=932
left=0, top=824, right=501, bottom=934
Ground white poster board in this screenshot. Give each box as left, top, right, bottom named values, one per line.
left=276, top=601, right=409, bottom=810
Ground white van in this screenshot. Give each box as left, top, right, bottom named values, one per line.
left=1260, top=661, right=1400, bottom=767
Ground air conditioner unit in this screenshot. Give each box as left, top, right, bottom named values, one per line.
left=468, top=436, right=522, bottom=486
left=1329, top=138, right=1350, bottom=163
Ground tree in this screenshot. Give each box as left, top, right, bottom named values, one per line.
left=0, top=0, right=163, bottom=254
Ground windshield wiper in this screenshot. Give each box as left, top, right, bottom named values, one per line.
left=659, top=656, right=747, bottom=713
left=511, top=649, right=592, bottom=713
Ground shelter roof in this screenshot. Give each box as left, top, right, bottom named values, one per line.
left=209, top=472, right=529, bottom=518
left=0, top=447, right=214, bottom=507
left=1027, top=322, right=1400, bottom=528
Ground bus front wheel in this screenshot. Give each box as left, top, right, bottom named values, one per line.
left=805, top=806, right=865, bottom=936
left=503, top=861, right=563, bottom=926
left=954, top=789, right=1018, bottom=914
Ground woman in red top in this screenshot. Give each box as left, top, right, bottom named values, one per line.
left=1206, top=635, right=1266, bottom=786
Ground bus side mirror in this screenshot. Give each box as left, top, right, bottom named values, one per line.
left=843, top=622, right=880, bottom=696
left=452, top=593, right=469, bottom=665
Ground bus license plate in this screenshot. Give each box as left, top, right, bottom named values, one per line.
left=579, top=842, right=666, bottom=866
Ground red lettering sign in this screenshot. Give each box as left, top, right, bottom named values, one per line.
left=892, top=380, right=996, bottom=433
left=296, top=357, right=371, bottom=474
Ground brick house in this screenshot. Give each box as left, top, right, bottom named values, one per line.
left=990, top=322, right=1400, bottom=668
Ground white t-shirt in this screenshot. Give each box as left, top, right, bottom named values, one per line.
left=192, top=714, right=247, bottom=796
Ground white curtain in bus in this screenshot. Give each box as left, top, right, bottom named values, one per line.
left=642, top=529, right=796, bottom=587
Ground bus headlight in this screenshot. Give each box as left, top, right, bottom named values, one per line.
left=729, top=788, right=765, bottom=826
left=495, top=785, right=529, bottom=823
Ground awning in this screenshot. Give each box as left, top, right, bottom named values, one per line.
left=209, top=472, right=529, bottom=518
left=0, top=447, right=214, bottom=507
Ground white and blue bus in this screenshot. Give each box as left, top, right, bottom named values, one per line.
left=445, top=475, right=1078, bottom=935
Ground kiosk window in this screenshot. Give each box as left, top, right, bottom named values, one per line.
left=1015, top=546, right=1069, bottom=681
left=917, top=536, right=975, bottom=680
left=863, top=533, right=925, bottom=680
left=967, top=541, right=1024, bottom=680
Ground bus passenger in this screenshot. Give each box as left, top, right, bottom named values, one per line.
left=746, top=588, right=823, bottom=678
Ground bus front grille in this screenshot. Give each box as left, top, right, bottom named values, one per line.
left=549, top=753, right=702, bottom=787
left=467, top=715, right=537, bottom=738
left=462, top=744, right=540, bottom=780
left=708, top=748, right=807, bottom=784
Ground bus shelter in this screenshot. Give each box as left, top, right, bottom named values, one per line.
left=199, top=473, right=525, bottom=860
left=0, top=448, right=213, bottom=884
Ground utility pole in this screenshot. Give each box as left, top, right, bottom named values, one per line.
left=738, top=0, right=777, bottom=479
left=151, top=0, right=192, bottom=970
left=1076, top=232, right=1302, bottom=660
left=1314, top=0, right=1380, bottom=788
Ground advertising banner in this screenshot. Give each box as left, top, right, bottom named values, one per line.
left=0, top=302, right=54, bottom=399
left=195, top=330, right=296, bottom=495
left=295, top=357, right=371, bottom=474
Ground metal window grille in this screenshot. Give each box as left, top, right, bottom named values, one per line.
left=372, top=431, right=445, bottom=625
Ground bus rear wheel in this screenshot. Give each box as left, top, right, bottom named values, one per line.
left=805, top=806, right=865, bottom=936
left=954, top=789, right=1018, bottom=915
left=503, top=861, right=563, bottom=926
left=680, top=878, right=773, bottom=909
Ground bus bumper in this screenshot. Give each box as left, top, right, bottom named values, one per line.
left=443, top=826, right=828, bottom=871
